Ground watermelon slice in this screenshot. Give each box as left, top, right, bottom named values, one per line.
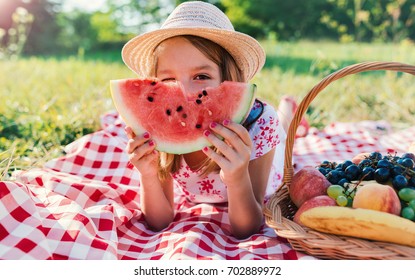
left=110, top=78, right=256, bottom=154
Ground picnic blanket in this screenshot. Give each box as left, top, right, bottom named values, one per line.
left=1, top=111, right=414, bottom=260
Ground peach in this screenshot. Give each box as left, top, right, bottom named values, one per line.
left=352, top=183, right=401, bottom=215
left=293, top=195, right=337, bottom=226
left=289, top=166, right=332, bottom=208
left=351, top=152, right=371, bottom=164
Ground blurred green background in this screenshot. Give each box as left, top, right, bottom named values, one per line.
left=1, top=0, right=415, bottom=178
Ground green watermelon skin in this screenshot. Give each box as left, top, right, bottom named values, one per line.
left=110, top=79, right=256, bottom=154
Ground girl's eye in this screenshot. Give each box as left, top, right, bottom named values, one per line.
left=194, top=74, right=210, bottom=80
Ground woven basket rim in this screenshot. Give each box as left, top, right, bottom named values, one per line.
left=264, top=61, right=415, bottom=260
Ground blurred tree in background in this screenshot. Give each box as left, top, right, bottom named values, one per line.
left=106, top=0, right=172, bottom=35
left=0, top=7, right=34, bottom=59
left=319, top=0, right=415, bottom=42
left=222, top=0, right=415, bottom=42
left=221, top=0, right=331, bottom=40
left=0, top=0, right=172, bottom=57
left=0, top=0, right=61, bottom=55
left=0, top=0, right=414, bottom=58
left=56, top=11, right=98, bottom=55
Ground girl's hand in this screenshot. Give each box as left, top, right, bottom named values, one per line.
left=125, top=126, right=159, bottom=177
left=202, top=120, right=252, bottom=185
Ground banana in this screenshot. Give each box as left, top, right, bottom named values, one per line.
left=300, top=206, right=415, bottom=247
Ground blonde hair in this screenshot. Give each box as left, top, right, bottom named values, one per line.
left=152, top=35, right=245, bottom=181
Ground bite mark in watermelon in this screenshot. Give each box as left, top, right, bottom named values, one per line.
left=110, top=78, right=256, bottom=154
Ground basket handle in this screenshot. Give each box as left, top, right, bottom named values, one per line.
left=282, top=61, right=415, bottom=187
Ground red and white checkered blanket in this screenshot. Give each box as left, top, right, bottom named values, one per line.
left=1, top=112, right=414, bottom=260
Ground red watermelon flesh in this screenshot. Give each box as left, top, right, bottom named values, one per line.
left=110, top=78, right=256, bottom=154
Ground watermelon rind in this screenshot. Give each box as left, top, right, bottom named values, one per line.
left=225, top=82, right=257, bottom=125
left=110, top=79, right=147, bottom=137
left=110, top=79, right=256, bottom=154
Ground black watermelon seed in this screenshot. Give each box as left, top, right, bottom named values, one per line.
left=202, top=90, right=208, bottom=96
left=198, top=94, right=203, bottom=98
left=151, top=81, right=157, bottom=85
left=196, top=124, right=202, bottom=129
left=176, top=106, right=183, bottom=112
left=196, top=99, right=202, bottom=104
left=147, top=96, right=154, bottom=102
left=166, top=109, right=171, bottom=115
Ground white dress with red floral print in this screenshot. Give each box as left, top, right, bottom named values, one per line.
left=171, top=101, right=286, bottom=203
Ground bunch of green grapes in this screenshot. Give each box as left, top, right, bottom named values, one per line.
left=399, top=188, right=415, bottom=220
left=326, top=183, right=357, bottom=207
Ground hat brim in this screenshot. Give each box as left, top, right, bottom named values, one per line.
left=121, top=27, right=265, bottom=81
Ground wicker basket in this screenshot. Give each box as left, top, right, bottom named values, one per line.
left=264, top=61, right=415, bottom=260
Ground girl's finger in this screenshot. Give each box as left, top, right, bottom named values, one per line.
left=203, top=129, right=237, bottom=161
left=208, top=121, right=252, bottom=154
left=124, top=126, right=136, bottom=139
left=221, top=120, right=252, bottom=147
left=126, top=132, right=151, bottom=154
left=202, top=146, right=229, bottom=169
left=129, top=140, right=156, bottom=161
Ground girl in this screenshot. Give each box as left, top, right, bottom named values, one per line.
left=121, top=1, right=289, bottom=239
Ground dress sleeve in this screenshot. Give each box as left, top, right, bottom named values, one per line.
left=248, top=101, right=286, bottom=160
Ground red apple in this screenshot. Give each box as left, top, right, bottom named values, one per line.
left=289, top=166, right=331, bottom=208
left=293, top=195, right=337, bottom=225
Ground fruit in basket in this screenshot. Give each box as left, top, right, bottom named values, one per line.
left=293, top=195, right=336, bottom=225
left=399, top=188, right=415, bottom=202
left=326, top=184, right=355, bottom=207
left=316, top=151, right=415, bottom=221
left=401, top=206, right=415, bottom=221
left=402, top=152, right=415, bottom=160
left=289, top=166, right=332, bottom=207
left=352, top=182, right=401, bottom=215
left=351, top=152, right=371, bottom=164
left=299, top=206, right=415, bottom=247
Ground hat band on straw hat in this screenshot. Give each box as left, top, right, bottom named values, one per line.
left=121, top=1, right=265, bottom=81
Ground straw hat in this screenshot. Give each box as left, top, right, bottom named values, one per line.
left=121, top=1, right=266, bottom=81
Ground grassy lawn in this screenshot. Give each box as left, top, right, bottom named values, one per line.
left=1, top=40, right=415, bottom=179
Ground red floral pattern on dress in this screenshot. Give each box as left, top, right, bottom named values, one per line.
left=198, top=179, right=214, bottom=194
left=252, top=115, right=280, bottom=159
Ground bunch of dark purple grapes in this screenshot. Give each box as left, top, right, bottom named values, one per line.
left=317, top=152, right=415, bottom=191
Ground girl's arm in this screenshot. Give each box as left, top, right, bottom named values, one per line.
left=203, top=121, right=276, bottom=239
left=125, top=126, right=175, bottom=231
left=140, top=174, right=175, bottom=231
left=227, top=148, right=275, bottom=239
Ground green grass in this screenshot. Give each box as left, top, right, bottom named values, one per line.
left=1, top=40, right=415, bottom=179
left=0, top=57, right=135, bottom=178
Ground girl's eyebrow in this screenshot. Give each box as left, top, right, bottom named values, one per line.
left=193, top=64, right=216, bottom=72
left=157, top=64, right=216, bottom=76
